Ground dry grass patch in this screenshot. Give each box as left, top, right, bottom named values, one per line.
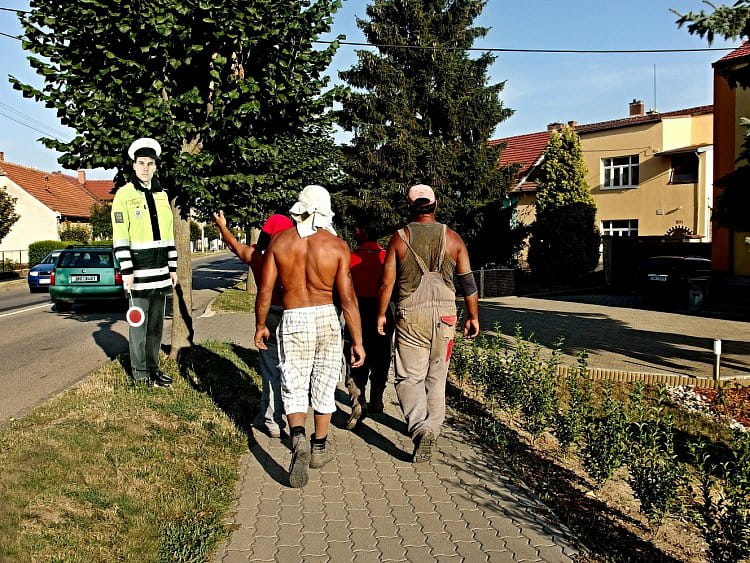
left=0, top=342, right=261, bottom=561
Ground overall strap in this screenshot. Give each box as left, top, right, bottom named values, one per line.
left=436, top=224, right=448, bottom=271
left=397, top=228, right=429, bottom=275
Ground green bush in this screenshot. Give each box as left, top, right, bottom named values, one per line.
left=0, top=258, right=20, bottom=272
left=582, top=380, right=628, bottom=487
left=626, top=385, right=685, bottom=527
left=28, top=240, right=76, bottom=267
left=554, top=351, right=593, bottom=452
left=691, top=431, right=750, bottom=562
left=59, top=225, right=90, bottom=243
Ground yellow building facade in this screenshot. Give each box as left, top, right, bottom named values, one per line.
left=578, top=105, right=713, bottom=241
left=497, top=103, right=714, bottom=244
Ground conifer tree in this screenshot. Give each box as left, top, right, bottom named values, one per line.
left=528, top=126, right=600, bottom=281
left=335, top=0, right=514, bottom=245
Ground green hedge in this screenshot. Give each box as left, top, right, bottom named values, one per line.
left=28, top=240, right=77, bottom=267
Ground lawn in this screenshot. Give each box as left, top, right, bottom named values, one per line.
left=0, top=341, right=261, bottom=561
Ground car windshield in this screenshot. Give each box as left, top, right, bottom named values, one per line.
left=57, top=251, right=113, bottom=268
left=42, top=252, right=60, bottom=264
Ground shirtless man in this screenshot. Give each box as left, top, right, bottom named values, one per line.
left=255, top=184, right=365, bottom=488
left=214, top=211, right=293, bottom=438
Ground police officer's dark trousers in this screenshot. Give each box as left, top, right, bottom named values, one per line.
left=129, top=294, right=166, bottom=381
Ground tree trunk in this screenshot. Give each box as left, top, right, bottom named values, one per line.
left=170, top=201, right=193, bottom=358
left=245, top=226, right=260, bottom=293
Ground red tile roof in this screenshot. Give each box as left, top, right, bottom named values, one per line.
left=83, top=179, right=115, bottom=202
left=714, top=42, right=750, bottom=65
left=492, top=131, right=550, bottom=184
left=0, top=160, right=97, bottom=218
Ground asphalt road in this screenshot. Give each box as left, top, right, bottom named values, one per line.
left=0, top=252, right=246, bottom=424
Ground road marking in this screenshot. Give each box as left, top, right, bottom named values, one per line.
left=0, top=303, right=51, bottom=318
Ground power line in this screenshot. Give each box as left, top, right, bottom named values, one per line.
left=0, top=109, right=69, bottom=141
left=0, top=100, right=71, bottom=137
left=314, top=40, right=737, bottom=54
left=0, top=22, right=737, bottom=53
left=0, top=7, right=28, bottom=13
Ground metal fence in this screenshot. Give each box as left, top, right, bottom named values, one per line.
left=455, top=267, right=516, bottom=298
left=0, top=250, right=27, bottom=272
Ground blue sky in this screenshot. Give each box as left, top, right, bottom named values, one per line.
left=0, top=0, right=739, bottom=178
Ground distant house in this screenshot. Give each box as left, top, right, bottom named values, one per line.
left=492, top=130, right=551, bottom=225
left=494, top=101, right=714, bottom=242
left=0, top=152, right=106, bottom=262
left=712, top=43, right=750, bottom=277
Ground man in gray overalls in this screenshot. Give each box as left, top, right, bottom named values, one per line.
left=377, top=184, right=480, bottom=463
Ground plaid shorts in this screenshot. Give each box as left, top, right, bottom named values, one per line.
left=278, top=304, right=343, bottom=414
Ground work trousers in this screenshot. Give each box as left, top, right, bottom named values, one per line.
left=129, top=294, right=166, bottom=381
left=256, top=305, right=285, bottom=432
left=394, top=273, right=457, bottom=440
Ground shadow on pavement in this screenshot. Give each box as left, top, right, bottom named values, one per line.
left=332, top=387, right=412, bottom=462
left=480, top=300, right=750, bottom=378
left=54, top=302, right=129, bottom=360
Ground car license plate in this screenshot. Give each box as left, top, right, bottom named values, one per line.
left=648, top=274, right=668, bottom=282
left=40, top=278, right=50, bottom=284
left=71, top=274, right=99, bottom=283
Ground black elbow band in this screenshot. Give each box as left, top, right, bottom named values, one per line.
left=457, top=272, right=478, bottom=296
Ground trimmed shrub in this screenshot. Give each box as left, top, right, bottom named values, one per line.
left=28, top=240, right=76, bottom=267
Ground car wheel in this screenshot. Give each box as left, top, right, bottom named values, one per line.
left=54, top=300, right=71, bottom=312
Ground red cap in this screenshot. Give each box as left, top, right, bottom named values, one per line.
left=261, top=214, right=293, bottom=236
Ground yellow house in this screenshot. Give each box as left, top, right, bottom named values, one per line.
left=496, top=101, right=714, bottom=242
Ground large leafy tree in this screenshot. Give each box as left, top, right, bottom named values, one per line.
left=335, top=0, right=514, bottom=245
left=12, top=0, right=342, bottom=354
left=0, top=188, right=20, bottom=244
left=528, top=126, right=600, bottom=281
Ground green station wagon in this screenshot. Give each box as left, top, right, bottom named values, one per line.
left=49, top=246, right=126, bottom=311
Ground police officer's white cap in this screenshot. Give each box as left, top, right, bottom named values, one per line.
left=128, top=138, right=162, bottom=160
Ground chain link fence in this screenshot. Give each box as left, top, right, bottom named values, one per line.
left=455, top=267, right=516, bottom=298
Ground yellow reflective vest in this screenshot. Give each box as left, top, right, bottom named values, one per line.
left=111, top=181, right=177, bottom=296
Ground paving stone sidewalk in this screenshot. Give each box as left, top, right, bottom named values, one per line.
left=214, top=381, right=581, bottom=562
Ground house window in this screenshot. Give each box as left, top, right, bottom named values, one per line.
left=601, top=219, right=639, bottom=237
left=669, top=153, right=698, bottom=184
left=602, top=155, right=639, bottom=188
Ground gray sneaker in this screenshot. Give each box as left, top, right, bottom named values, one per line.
left=309, top=438, right=332, bottom=469
left=413, top=430, right=436, bottom=463
left=289, top=434, right=311, bottom=488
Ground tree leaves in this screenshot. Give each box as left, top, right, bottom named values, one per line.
left=12, top=0, right=342, bottom=225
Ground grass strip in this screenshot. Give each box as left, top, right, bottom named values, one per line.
left=0, top=340, right=261, bottom=562
left=212, top=287, right=255, bottom=313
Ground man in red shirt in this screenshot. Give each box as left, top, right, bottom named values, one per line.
left=345, top=221, right=394, bottom=429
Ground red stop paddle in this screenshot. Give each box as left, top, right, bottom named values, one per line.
left=125, top=289, right=145, bottom=328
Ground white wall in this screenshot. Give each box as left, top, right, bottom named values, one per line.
left=0, top=177, right=59, bottom=264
